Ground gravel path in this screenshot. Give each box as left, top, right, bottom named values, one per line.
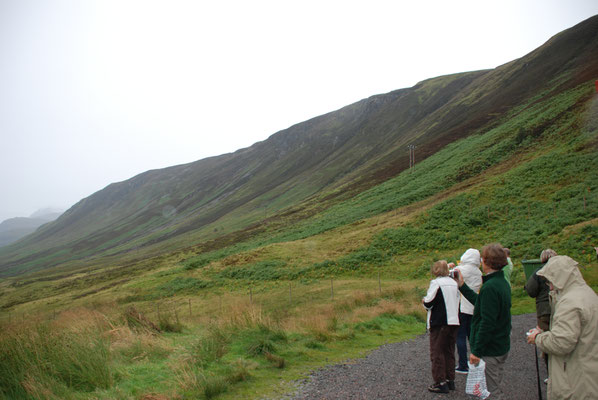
left=288, top=313, right=547, bottom=400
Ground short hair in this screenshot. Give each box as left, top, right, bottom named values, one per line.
left=540, top=249, right=557, bottom=263
left=431, top=260, right=449, bottom=277
left=481, top=243, right=508, bottom=270
left=503, top=248, right=510, bottom=257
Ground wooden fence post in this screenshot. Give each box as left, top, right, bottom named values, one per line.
left=330, top=279, right=334, bottom=300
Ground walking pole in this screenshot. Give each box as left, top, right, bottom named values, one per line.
left=534, top=345, right=543, bottom=400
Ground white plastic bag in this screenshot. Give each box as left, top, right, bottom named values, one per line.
left=465, top=359, right=491, bottom=399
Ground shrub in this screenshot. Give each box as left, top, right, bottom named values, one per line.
left=158, top=277, right=213, bottom=296
left=218, top=260, right=287, bottom=281
left=158, top=314, right=184, bottom=333
left=192, top=325, right=231, bottom=367
left=240, top=324, right=287, bottom=357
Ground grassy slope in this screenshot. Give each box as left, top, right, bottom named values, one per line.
left=1, top=78, right=597, bottom=399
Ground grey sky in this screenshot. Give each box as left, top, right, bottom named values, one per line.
left=1, top=0, right=597, bottom=222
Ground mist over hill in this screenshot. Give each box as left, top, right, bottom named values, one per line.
left=1, top=15, right=597, bottom=277
left=0, top=209, right=63, bottom=248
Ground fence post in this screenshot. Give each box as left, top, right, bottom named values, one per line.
left=174, top=302, right=179, bottom=323
left=330, top=279, right=334, bottom=300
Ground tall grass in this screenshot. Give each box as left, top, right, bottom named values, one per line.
left=0, top=312, right=113, bottom=399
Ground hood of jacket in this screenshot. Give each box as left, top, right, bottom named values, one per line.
left=460, top=248, right=481, bottom=268
left=537, top=255, right=585, bottom=292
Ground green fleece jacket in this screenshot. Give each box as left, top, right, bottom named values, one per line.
left=460, top=269, right=511, bottom=357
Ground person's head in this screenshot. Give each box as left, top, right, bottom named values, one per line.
left=503, top=248, right=510, bottom=257
left=460, top=248, right=481, bottom=268
left=540, top=249, right=557, bottom=263
left=431, top=260, right=449, bottom=277
left=537, top=255, right=582, bottom=292
left=481, top=243, right=508, bottom=271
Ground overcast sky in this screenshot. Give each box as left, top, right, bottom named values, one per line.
left=1, top=0, right=597, bottom=222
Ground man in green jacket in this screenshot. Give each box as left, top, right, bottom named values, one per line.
left=456, top=243, right=511, bottom=400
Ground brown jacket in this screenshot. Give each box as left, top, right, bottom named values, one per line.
left=535, top=256, right=598, bottom=400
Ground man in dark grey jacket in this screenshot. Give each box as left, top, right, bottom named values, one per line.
left=525, top=248, right=556, bottom=372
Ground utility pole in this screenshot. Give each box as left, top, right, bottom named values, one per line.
left=407, top=144, right=417, bottom=173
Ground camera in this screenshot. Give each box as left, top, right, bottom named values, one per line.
left=449, top=269, right=458, bottom=279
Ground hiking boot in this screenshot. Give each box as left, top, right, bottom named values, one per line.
left=455, top=366, right=469, bottom=374
left=428, top=382, right=449, bottom=394
left=446, top=380, right=455, bottom=390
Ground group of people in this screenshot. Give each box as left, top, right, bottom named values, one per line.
left=422, top=244, right=598, bottom=399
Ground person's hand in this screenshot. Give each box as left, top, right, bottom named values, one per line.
left=469, top=354, right=480, bottom=366
left=454, top=268, right=465, bottom=287
left=448, top=262, right=456, bottom=269
left=527, top=327, right=543, bottom=344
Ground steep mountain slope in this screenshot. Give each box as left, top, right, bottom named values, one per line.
left=1, top=15, right=597, bottom=277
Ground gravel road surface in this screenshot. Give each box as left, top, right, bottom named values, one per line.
left=289, top=313, right=547, bottom=400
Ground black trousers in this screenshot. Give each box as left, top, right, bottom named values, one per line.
left=429, top=325, right=459, bottom=383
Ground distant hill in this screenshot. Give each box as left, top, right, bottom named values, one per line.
left=1, top=15, right=597, bottom=277
left=29, top=208, right=63, bottom=221
left=0, top=209, right=63, bottom=248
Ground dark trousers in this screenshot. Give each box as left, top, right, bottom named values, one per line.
left=456, top=312, right=472, bottom=370
left=429, top=325, right=459, bottom=383
left=538, top=314, right=550, bottom=370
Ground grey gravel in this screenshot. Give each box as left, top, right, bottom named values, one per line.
left=283, top=313, right=547, bottom=400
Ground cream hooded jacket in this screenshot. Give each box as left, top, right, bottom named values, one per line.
left=535, top=256, right=598, bottom=400
left=456, top=248, right=483, bottom=315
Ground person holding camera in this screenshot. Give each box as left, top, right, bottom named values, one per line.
left=455, top=243, right=511, bottom=400
left=422, top=260, right=461, bottom=394
left=527, top=255, right=598, bottom=400
left=452, top=248, right=483, bottom=374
